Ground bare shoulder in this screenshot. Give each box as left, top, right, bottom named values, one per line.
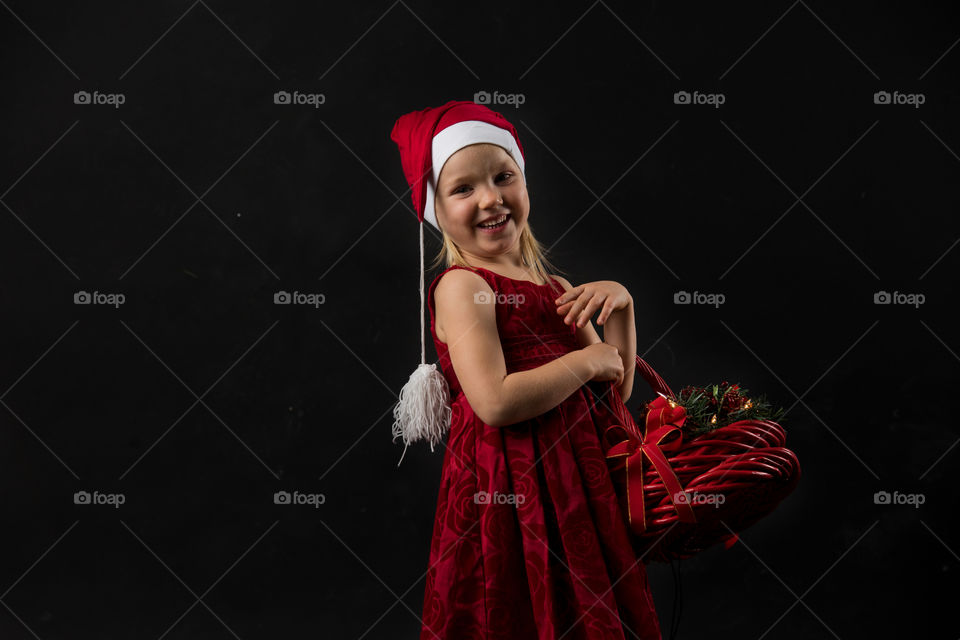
left=436, top=267, right=490, bottom=293
left=434, top=268, right=494, bottom=343
left=434, top=268, right=493, bottom=307
left=550, top=274, right=583, bottom=299
left=551, top=274, right=574, bottom=291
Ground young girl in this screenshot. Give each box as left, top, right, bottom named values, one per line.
left=391, top=100, right=661, bottom=640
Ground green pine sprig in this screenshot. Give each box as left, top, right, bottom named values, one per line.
left=672, top=382, right=785, bottom=439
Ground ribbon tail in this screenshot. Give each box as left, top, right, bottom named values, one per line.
left=624, top=447, right=647, bottom=534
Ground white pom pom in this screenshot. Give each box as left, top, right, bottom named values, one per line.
left=392, top=363, right=452, bottom=466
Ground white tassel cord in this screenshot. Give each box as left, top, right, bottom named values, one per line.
left=392, top=221, right=453, bottom=467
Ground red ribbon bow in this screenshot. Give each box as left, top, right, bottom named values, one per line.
left=604, top=395, right=698, bottom=535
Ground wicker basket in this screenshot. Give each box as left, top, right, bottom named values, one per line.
left=600, top=355, right=801, bottom=563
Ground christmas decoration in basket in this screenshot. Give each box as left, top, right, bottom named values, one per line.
left=600, top=355, right=801, bottom=563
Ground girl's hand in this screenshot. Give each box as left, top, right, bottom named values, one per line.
left=580, top=342, right=625, bottom=386
left=555, top=280, right=632, bottom=328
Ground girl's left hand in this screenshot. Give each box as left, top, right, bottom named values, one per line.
left=555, top=280, right=632, bottom=328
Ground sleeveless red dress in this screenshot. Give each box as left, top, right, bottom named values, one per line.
left=419, top=265, right=662, bottom=640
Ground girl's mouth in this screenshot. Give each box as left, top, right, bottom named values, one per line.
left=477, top=213, right=510, bottom=233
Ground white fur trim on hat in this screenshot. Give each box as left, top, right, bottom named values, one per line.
left=423, top=120, right=526, bottom=230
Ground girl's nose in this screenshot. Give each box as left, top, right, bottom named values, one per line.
left=480, top=185, right=503, bottom=209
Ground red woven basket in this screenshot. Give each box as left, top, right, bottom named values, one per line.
left=600, top=355, right=801, bottom=564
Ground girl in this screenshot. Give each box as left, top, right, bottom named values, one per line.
left=391, top=100, right=661, bottom=640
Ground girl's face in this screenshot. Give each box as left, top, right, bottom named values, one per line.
left=434, top=143, right=529, bottom=260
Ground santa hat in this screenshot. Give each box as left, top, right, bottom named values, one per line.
left=389, top=100, right=527, bottom=466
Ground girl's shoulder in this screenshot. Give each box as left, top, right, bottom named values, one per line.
left=428, top=265, right=495, bottom=310
left=431, top=265, right=569, bottom=298
left=548, top=273, right=572, bottom=289
left=431, top=265, right=495, bottom=293
left=428, top=266, right=499, bottom=343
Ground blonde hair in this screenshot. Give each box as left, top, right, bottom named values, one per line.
left=429, top=218, right=566, bottom=288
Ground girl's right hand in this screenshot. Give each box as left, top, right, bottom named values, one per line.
left=580, top=342, right=624, bottom=386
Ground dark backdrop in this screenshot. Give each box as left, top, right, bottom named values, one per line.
left=1, top=1, right=956, bottom=638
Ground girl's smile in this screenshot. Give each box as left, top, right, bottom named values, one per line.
left=477, top=213, right=511, bottom=233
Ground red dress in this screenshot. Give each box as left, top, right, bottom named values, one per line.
left=420, top=265, right=662, bottom=640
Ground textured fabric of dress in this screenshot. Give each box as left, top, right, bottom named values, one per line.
left=419, top=264, right=662, bottom=640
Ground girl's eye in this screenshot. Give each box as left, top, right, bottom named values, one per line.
left=452, top=173, right=511, bottom=194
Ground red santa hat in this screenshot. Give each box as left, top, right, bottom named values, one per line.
left=389, top=100, right=526, bottom=465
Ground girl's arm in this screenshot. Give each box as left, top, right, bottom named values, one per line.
left=434, top=270, right=597, bottom=428
left=598, top=297, right=635, bottom=403
left=553, top=275, right=636, bottom=403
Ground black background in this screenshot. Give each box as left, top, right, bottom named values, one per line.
left=1, top=1, right=957, bottom=638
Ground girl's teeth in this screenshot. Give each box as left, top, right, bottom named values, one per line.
left=480, top=215, right=507, bottom=228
